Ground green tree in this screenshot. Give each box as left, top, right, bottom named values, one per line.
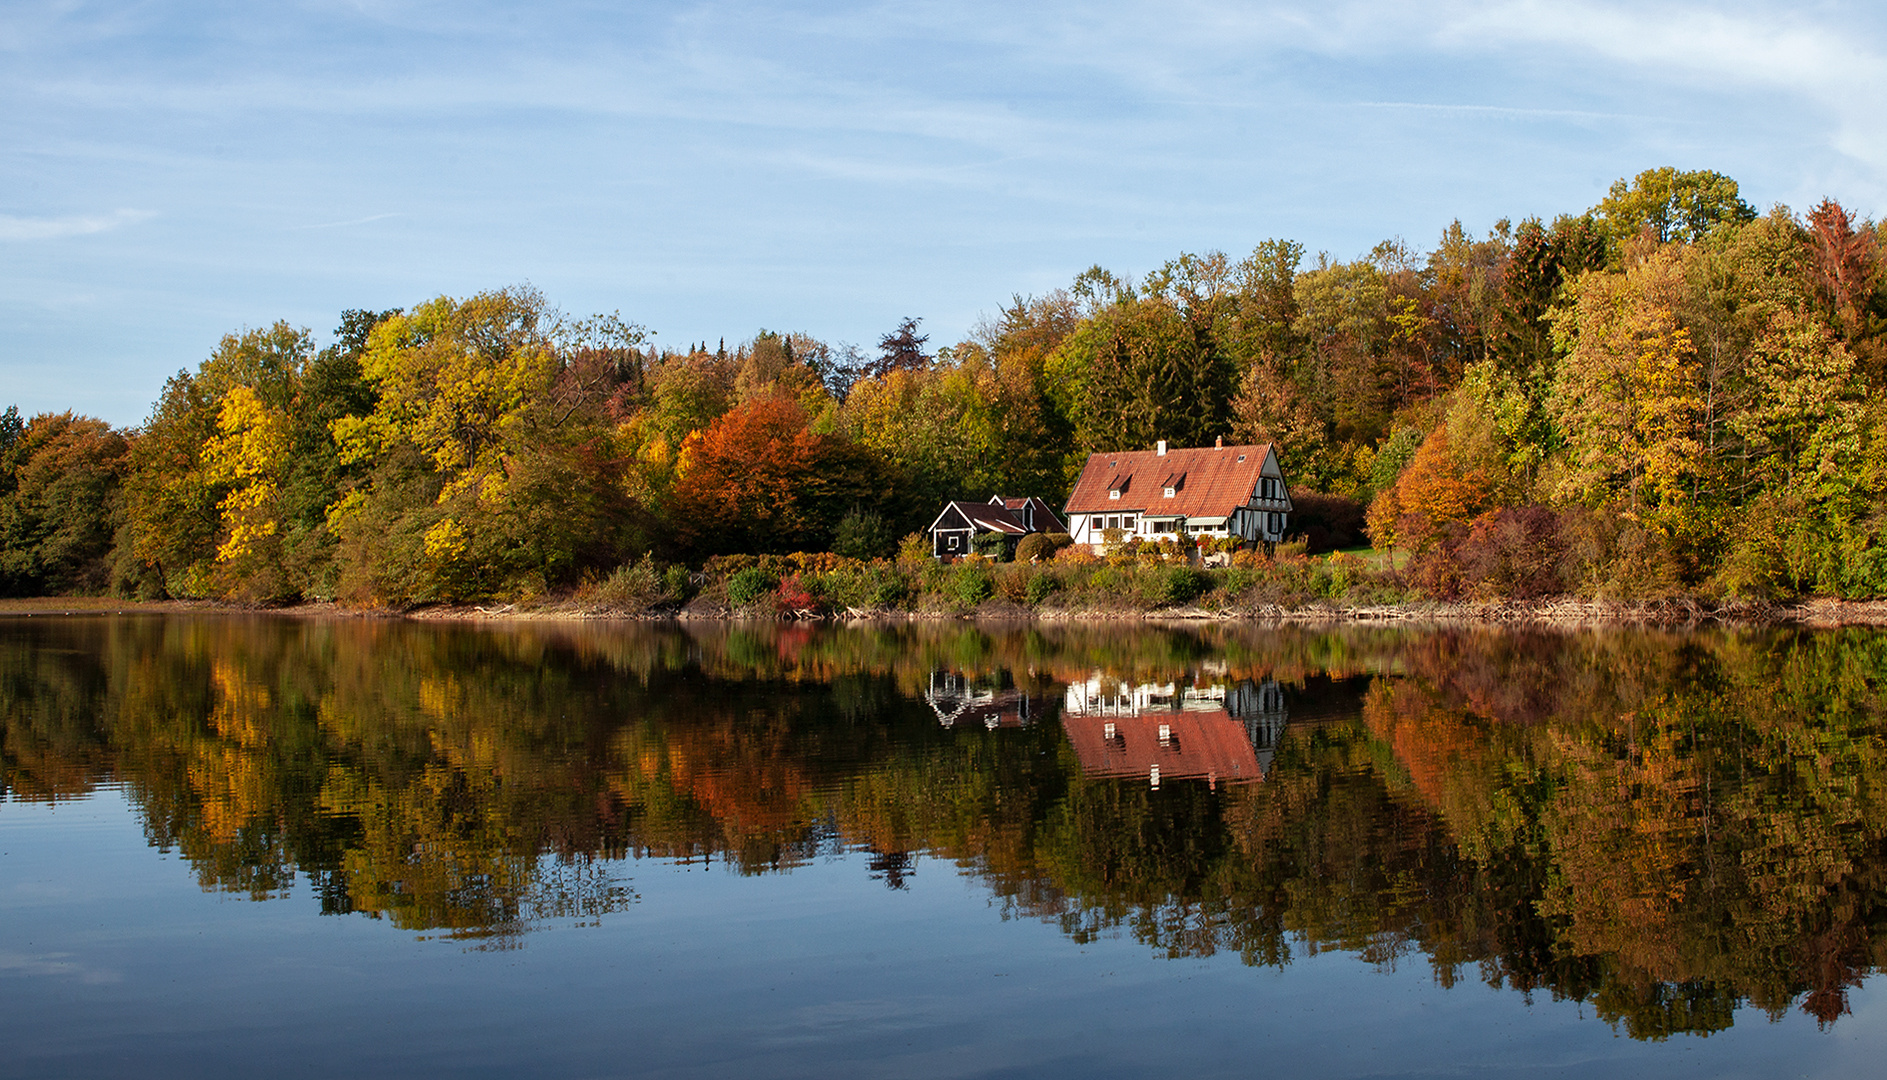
left=1595, top=167, right=1756, bottom=247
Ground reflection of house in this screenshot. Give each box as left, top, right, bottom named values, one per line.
left=925, top=671, right=1038, bottom=729
left=1060, top=674, right=1288, bottom=787
left=928, top=496, right=1065, bottom=559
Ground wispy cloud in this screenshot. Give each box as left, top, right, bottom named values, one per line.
left=1440, top=1, right=1887, bottom=166
left=291, top=212, right=401, bottom=230
left=0, top=208, right=151, bottom=241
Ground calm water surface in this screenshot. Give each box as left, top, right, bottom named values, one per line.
left=3, top=615, right=1886, bottom=1078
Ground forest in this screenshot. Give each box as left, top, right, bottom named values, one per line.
left=2, top=166, right=1884, bottom=607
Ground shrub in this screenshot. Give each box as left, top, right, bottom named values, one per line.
left=1456, top=507, right=1566, bottom=599
left=996, top=564, right=1031, bottom=603
left=663, top=564, right=694, bottom=601
left=1015, top=533, right=1057, bottom=563
left=1053, top=544, right=1098, bottom=566
left=580, top=555, right=677, bottom=610
left=725, top=566, right=778, bottom=607
left=823, top=563, right=908, bottom=610
left=1140, top=564, right=1207, bottom=607
left=897, top=532, right=931, bottom=567
left=948, top=566, right=993, bottom=607
left=1025, top=571, right=1057, bottom=606
left=776, top=572, right=819, bottom=614
left=1087, top=565, right=1127, bottom=594
left=1311, top=552, right=1366, bottom=600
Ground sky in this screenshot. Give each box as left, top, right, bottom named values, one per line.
left=5, top=0, right=1886, bottom=426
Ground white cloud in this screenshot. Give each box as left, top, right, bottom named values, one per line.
left=1440, top=1, right=1887, bottom=168
left=0, top=208, right=152, bottom=241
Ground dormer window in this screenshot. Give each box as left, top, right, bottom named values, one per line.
left=1109, top=489, right=1121, bottom=500
left=1163, top=486, right=1175, bottom=498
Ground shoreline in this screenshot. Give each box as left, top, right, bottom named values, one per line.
left=4, top=595, right=1887, bottom=628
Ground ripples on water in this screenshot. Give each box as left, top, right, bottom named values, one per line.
left=3, top=615, right=1886, bottom=1076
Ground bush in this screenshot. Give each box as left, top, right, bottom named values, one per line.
left=725, top=566, right=778, bottom=607
left=776, top=572, right=819, bottom=614
left=823, top=563, right=908, bottom=610
left=896, top=532, right=931, bottom=566
left=1456, top=507, right=1566, bottom=599
left=1140, top=565, right=1207, bottom=607
left=996, top=565, right=1031, bottom=603
left=663, top=564, right=694, bottom=601
left=1015, top=533, right=1058, bottom=563
left=579, top=555, right=680, bottom=610
left=1025, top=571, right=1057, bottom=606
left=948, top=567, right=993, bottom=608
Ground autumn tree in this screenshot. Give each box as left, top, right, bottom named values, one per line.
left=669, top=397, right=886, bottom=555
left=330, top=287, right=646, bottom=601
left=0, top=413, right=130, bottom=595
left=1595, top=167, right=1756, bottom=247
left=1548, top=250, right=1706, bottom=539
left=119, top=322, right=314, bottom=598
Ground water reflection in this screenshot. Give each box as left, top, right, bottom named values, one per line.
left=3, top=616, right=1886, bottom=1037
left=1062, top=674, right=1287, bottom=786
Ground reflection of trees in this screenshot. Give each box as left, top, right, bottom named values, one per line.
left=4, top=617, right=1887, bottom=1035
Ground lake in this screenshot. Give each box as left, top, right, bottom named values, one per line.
left=3, top=614, right=1885, bottom=1078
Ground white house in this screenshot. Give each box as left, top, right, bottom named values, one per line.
left=1062, top=439, right=1293, bottom=553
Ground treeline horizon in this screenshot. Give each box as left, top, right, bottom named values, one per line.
left=3, top=165, right=1885, bottom=605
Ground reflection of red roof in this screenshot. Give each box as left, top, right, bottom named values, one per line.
left=1061, top=710, right=1263, bottom=785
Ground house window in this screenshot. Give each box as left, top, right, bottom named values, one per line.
left=1106, top=516, right=1119, bottom=530
left=947, top=535, right=960, bottom=550
left=1163, top=486, right=1175, bottom=498
left=1268, top=513, right=1282, bottom=533
left=1123, top=515, right=1136, bottom=531
left=1109, top=489, right=1120, bottom=500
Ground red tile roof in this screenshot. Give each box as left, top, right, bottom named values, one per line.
left=1066, top=443, right=1277, bottom=519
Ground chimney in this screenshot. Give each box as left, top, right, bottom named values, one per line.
left=1156, top=440, right=1167, bottom=456
left=1215, top=436, right=1223, bottom=449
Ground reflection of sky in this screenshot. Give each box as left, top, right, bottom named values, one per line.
left=2, top=787, right=1880, bottom=1077
left=4, top=1, right=1885, bottom=424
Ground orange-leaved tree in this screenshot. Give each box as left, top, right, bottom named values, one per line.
left=670, top=396, right=885, bottom=556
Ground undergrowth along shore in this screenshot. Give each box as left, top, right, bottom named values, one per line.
left=9, top=541, right=1884, bottom=627
left=466, top=548, right=1885, bottom=626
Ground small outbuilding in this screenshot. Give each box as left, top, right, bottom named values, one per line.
left=927, top=496, right=1065, bottom=559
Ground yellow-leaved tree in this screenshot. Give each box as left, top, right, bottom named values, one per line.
left=202, top=384, right=292, bottom=588
left=1548, top=250, right=1705, bottom=537
left=330, top=287, right=648, bottom=603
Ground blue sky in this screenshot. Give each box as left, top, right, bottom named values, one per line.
left=5, top=0, right=1885, bottom=426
